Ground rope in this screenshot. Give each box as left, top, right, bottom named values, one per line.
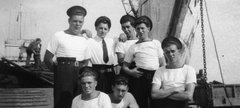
left=121, top=0, right=137, bottom=15
left=204, top=0, right=233, bottom=106
left=121, top=0, right=129, bottom=15
left=200, top=0, right=207, bottom=81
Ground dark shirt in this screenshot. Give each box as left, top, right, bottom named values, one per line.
left=27, top=41, right=41, bottom=53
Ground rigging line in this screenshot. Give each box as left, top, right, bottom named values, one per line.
left=204, top=0, right=233, bottom=106
left=121, top=0, right=129, bottom=15
left=128, top=0, right=137, bottom=17
left=139, top=0, right=148, bottom=15
left=204, top=0, right=224, bottom=85
left=19, top=0, right=23, bottom=40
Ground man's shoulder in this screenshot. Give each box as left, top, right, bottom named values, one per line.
left=183, top=65, right=196, bottom=73
left=123, top=92, right=134, bottom=100
left=72, top=94, right=82, bottom=101
left=100, top=91, right=110, bottom=98
left=152, top=39, right=160, bottom=42
left=87, top=37, right=98, bottom=44
left=183, top=65, right=195, bottom=70
left=105, top=37, right=115, bottom=43
left=54, top=31, right=78, bottom=38
left=152, top=39, right=162, bottom=46
left=154, top=66, right=167, bottom=74
left=51, top=31, right=67, bottom=40
left=126, top=39, right=138, bottom=44
left=54, top=31, right=65, bottom=36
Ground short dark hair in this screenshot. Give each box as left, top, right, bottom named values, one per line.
left=78, top=67, right=98, bottom=81
left=120, top=14, right=136, bottom=26
left=112, top=75, right=128, bottom=86
left=94, top=16, right=111, bottom=29
left=67, top=5, right=87, bottom=17
left=135, top=16, right=153, bottom=30
left=161, top=36, right=183, bottom=49
left=36, top=38, right=41, bottom=41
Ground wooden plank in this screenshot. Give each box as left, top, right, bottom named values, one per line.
left=211, top=84, right=240, bottom=107
left=0, top=96, right=45, bottom=99
left=213, top=98, right=240, bottom=107
left=0, top=98, right=47, bottom=103
left=0, top=88, right=53, bottom=108
left=0, top=102, right=49, bottom=107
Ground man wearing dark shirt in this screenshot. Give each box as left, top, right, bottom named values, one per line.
left=26, top=38, right=41, bottom=69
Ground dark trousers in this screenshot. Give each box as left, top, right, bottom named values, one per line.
left=26, top=49, right=41, bottom=69
left=54, top=57, right=83, bottom=108
left=26, top=49, right=32, bottom=66
left=92, top=64, right=115, bottom=93
left=33, top=54, right=41, bottom=69
left=128, top=68, right=155, bottom=108
left=151, top=98, right=188, bottom=108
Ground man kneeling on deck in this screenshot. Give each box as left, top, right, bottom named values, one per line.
left=109, top=75, right=139, bottom=108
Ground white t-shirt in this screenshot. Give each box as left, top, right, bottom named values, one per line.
left=124, top=40, right=164, bottom=70
left=115, top=40, right=138, bottom=54
left=110, top=92, right=139, bottom=108
left=111, top=99, right=124, bottom=108
left=88, top=36, right=117, bottom=65
left=71, top=92, right=112, bottom=108
left=46, top=31, right=90, bottom=61
left=152, top=65, right=196, bottom=90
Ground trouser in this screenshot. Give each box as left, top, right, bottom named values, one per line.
left=26, top=49, right=32, bottom=66
left=54, top=57, right=83, bottom=108
left=128, top=68, right=155, bottom=108
left=151, top=98, right=188, bottom=108
left=92, top=64, right=115, bottom=93
left=33, top=54, right=41, bottom=69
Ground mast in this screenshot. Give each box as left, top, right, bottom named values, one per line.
left=19, top=0, right=22, bottom=40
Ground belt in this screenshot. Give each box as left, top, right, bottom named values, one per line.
left=57, top=57, right=76, bottom=62
left=57, top=57, right=84, bottom=67
left=137, top=68, right=156, bottom=79
left=92, top=64, right=114, bottom=73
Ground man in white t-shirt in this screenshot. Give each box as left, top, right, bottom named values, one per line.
left=109, top=75, right=139, bottom=108
left=122, top=16, right=165, bottom=108
left=71, top=67, right=112, bottom=108
left=151, top=36, right=196, bottom=108
left=115, top=15, right=138, bottom=67
left=44, top=5, right=91, bottom=108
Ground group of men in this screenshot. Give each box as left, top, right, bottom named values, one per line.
left=43, top=5, right=196, bottom=108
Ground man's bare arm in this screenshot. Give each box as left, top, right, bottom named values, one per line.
left=44, top=50, right=55, bottom=71
left=159, top=57, right=166, bottom=67
left=127, top=93, right=139, bottom=108
left=122, top=62, right=143, bottom=78
left=82, top=59, right=90, bottom=67
left=168, top=83, right=195, bottom=101
left=116, top=52, right=125, bottom=66
left=151, top=83, right=178, bottom=99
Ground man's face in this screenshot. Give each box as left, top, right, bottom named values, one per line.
left=36, top=40, right=41, bottom=44
left=121, top=22, right=135, bottom=39
left=135, top=23, right=150, bottom=40
left=96, top=23, right=110, bottom=38
left=68, top=15, right=84, bottom=35
left=112, top=84, right=128, bottom=101
left=163, top=44, right=181, bottom=64
left=80, top=76, right=97, bottom=95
